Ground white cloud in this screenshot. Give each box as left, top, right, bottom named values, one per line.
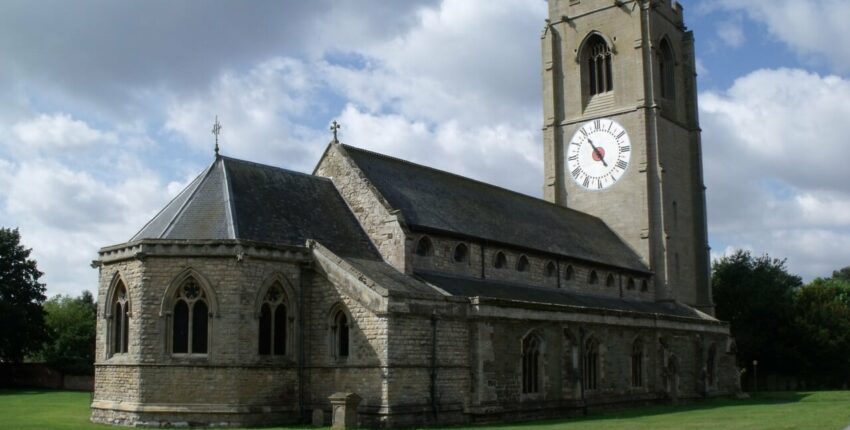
left=338, top=105, right=541, bottom=196
left=716, top=16, right=746, bottom=48
left=11, top=113, right=117, bottom=151
left=0, top=153, right=180, bottom=296
left=701, top=68, right=850, bottom=280
left=165, top=57, right=327, bottom=172
left=715, top=0, right=850, bottom=71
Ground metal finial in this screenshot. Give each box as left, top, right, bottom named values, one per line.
left=212, top=116, right=222, bottom=155
left=330, top=120, right=341, bottom=143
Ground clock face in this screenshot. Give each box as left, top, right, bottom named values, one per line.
left=566, top=118, right=631, bottom=191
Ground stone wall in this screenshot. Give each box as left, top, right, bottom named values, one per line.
left=315, top=144, right=411, bottom=273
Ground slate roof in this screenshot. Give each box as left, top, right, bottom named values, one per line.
left=131, top=156, right=378, bottom=259
left=417, top=271, right=707, bottom=320
left=341, top=145, right=649, bottom=273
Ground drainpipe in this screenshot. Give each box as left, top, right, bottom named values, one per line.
left=298, top=267, right=307, bottom=422
left=480, top=244, right=486, bottom=279
left=579, top=326, right=587, bottom=416
left=430, top=311, right=439, bottom=423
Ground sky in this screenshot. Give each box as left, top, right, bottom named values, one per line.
left=1, top=0, right=848, bottom=297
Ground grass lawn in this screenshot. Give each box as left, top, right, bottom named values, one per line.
left=1, top=390, right=849, bottom=430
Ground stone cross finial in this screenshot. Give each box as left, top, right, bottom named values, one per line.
left=212, top=116, right=222, bottom=155
left=330, top=120, right=341, bottom=143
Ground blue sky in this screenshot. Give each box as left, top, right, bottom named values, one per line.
left=1, top=0, right=848, bottom=297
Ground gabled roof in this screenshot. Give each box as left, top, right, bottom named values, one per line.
left=131, top=156, right=378, bottom=259
left=340, top=144, right=649, bottom=273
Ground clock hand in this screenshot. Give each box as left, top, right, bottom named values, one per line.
left=587, top=138, right=608, bottom=167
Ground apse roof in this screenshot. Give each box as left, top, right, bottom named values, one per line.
left=130, top=156, right=378, bottom=259
left=340, top=144, right=649, bottom=273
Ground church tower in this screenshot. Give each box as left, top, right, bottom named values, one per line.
left=541, top=0, right=713, bottom=313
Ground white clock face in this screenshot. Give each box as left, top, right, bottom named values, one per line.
left=566, top=118, right=631, bottom=191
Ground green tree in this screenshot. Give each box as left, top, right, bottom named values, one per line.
left=712, top=250, right=802, bottom=377
left=39, top=291, right=97, bottom=375
left=0, top=227, right=47, bottom=363
left=831, top=266, right=850, bottom=282
left=792, top=276, right=850, bottom=388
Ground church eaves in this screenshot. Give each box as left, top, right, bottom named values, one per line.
left=339, top=144, right=650, bottom=273
left=130, top=156, right=379, bottom=259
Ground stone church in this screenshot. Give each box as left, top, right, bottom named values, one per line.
left=91, top=0, right=740, bottom=427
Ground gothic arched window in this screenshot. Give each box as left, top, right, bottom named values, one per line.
left=658, top=38, right=676, bottom=99
left=415, top=236, right=433, bottom=257
left=259, top=282, right=288, bottom=356
left=631, top=338, right=644, bottom=387
left=111, top=280, right=129, bottom=355
left=641, top=279, right=649, bottom=292
left=172, top=277, right=209, bottom=354
left=589, top=270, right=599, bottom=285
left=332, top=308, right=350, bottom=358
left=453, top=243, right=469, bottom=263
left=494, top=251, right=507, bottom=269
left=584, top=34, right=614, bottom=96
left=522, top=334, right=542, bottom=394
left=545, top=261, right=557, bottom=278
left=565, top=265, right=575, bottom=281
left=606, top=274, right=616, bottom=288
left=627, top=277, right=636, bottom=290
left=516, top=255, right=530, bottom=272
left=583, top=337, right=599, bottom=390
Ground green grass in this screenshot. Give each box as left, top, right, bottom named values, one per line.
left=1, top=390, right=849, bottom=430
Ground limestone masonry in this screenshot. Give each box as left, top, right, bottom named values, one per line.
left=92, top=1, right=740, bottom=427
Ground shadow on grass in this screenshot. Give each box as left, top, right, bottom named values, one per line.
left=442, top=392, right=814, bottom=430
left=0, top=388, right=65, bottom=396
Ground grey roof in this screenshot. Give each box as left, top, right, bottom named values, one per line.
left=416, top=271, right=705, bottom=319
left=132, top=156, right=378, bottom=258
left=341, top=145, right=649, bottom=273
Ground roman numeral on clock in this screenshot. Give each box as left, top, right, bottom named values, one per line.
left=619, top=145, right=630, bottom=153
left=616, top=131, right=626, bottom=140
left=568, top=154, right=578, bottom=161
left=594, top=120, right=601, bottom=130
left=616, top=160, right=628, bottom=170
left=571, top=167, right=582, bottom=178
left=583, top=177, right=590, bottom=188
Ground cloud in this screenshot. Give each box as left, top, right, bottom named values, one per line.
left=700, top=68, right=850, bottom=280
left=0, top=157, right=178, bottom=296
left=11, top=113, right=117, bottom=150
left=715, top=16, right=746, bottom=48
left=714, top=0, right=850, bottom=71
left=338, top=105, right=541, bottom=196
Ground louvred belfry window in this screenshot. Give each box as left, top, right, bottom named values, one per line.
left=586, top=35, right=614, bottom=96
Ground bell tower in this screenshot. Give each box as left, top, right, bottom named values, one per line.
left=541, top=0, right=713, bottom=314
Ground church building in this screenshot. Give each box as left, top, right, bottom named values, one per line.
left=91, top=0, right=740, bottom=427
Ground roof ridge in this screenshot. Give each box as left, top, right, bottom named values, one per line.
left=219, top=155, right=332, bottom=182
left=340, top=144, right=605, bottom=223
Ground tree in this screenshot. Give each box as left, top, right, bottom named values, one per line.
left=712, top=250, right=802, bottom=378
left=831, top=266, right=850, bottom=282
left=0, top=227, right=47, bottom=363
left=38, top=291, right=97, bottom=375
left=792, top=276, right=850, bottom=388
